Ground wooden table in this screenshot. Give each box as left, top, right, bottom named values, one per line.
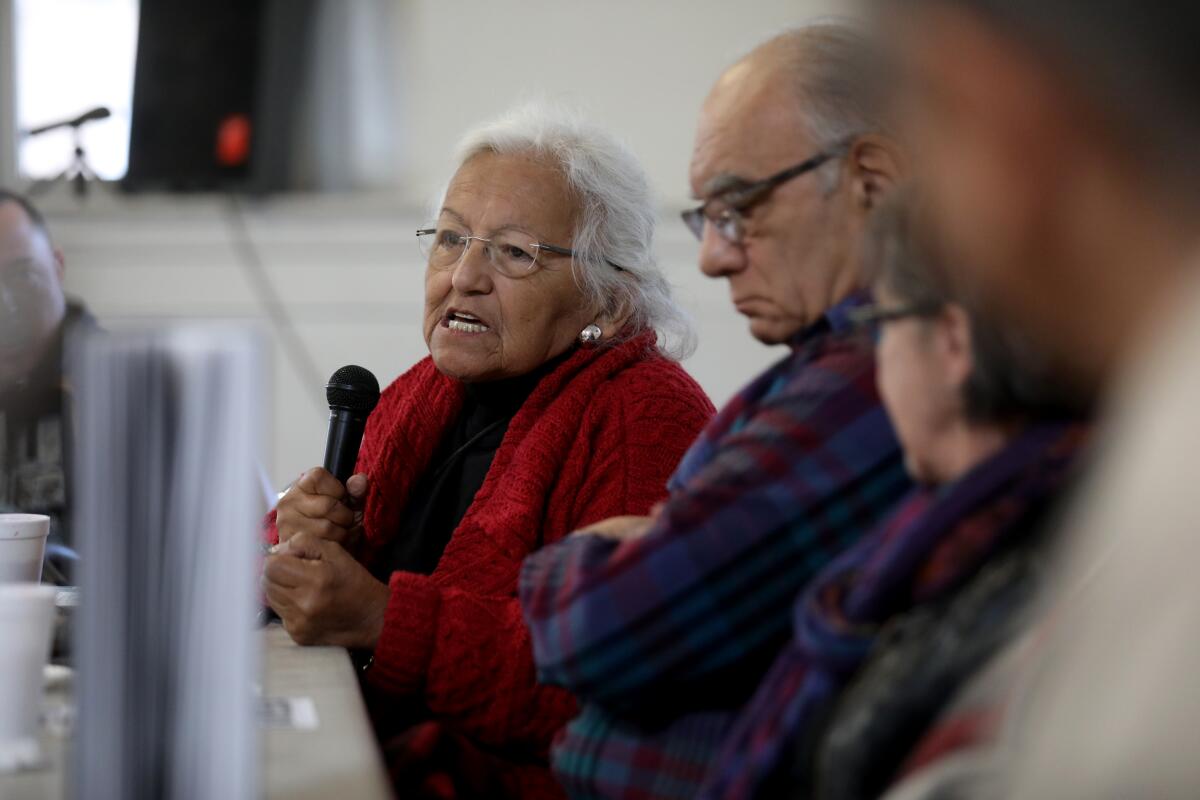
left=261, top=625, right=392, bottom=799
left=0, top=625, right=392, bottom=800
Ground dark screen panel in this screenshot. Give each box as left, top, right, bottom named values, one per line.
left=124, top=0, right=265, bottom=191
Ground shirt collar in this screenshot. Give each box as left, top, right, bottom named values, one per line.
left=789, top=289, right=873, bottom=348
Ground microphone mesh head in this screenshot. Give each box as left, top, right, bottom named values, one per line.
left=326, top=365, right=380, bottom=412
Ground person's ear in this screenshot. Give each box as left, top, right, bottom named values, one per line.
left=938, top=303, right=975, bottom=392
left=594, top=295, right=635, bottom=339
left=52, top=248, right=66, bottom=283
left=847, top=135, right=906, bottom=211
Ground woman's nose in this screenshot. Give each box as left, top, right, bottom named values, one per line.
left=450, top=240, right=494, bottom=293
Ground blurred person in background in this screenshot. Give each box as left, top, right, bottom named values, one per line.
left=0, top=189, right=96, bottom=584
left=519, top=25, right=912, bottom=800
left=873, top=1, right=1200, bottom=797
left=260, top=104, right=714, bottom=799
left=699, top=193, right=1089, bottom=799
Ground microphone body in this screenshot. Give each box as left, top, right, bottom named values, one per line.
left=323, top=406, right=370, bottom=484
left=322, top=365, right=381, bottom=486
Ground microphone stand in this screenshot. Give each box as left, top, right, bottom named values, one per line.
left=25, top=106, right=113, bottom=199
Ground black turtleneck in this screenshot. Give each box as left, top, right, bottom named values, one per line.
left=371, top=352, right=569, bottom=580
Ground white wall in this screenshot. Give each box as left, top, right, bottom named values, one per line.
left=389, top=0, right=840, bottom=206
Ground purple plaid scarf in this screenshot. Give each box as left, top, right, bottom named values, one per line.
left=701, top=421, right=1088, bottom=799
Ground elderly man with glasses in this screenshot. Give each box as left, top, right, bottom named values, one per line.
left=519, top=24, right=911, bottom=800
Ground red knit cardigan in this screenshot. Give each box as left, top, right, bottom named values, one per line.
left=267, top=331, right=713, bottom=797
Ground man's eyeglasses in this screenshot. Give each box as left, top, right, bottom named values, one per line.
left=681, top=141, right=851, bottom=244
left=417, top=228, right=626, bottom=279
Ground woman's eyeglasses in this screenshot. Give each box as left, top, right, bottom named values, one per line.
left=416, top=228, right=626, bottom=279
left=848, top=302, right=944, bottom=332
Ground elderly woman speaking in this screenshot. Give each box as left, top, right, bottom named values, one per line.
left=261, top=105, right=714, bottom=797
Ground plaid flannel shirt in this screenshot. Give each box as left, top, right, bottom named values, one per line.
left=519, top=294, right=911, bottom=799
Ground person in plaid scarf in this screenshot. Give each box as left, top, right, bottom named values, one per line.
left=519, top=25, right=912, bottom=800
left=699, top=194, right=1091, bottom=799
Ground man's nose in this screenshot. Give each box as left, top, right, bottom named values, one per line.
left=697, top=221, right=747, bottom=279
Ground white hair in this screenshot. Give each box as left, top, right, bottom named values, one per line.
left=443, top=102, right=696, bottom=360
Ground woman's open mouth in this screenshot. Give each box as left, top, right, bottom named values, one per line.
left=443, top=311, right=491, bottom=334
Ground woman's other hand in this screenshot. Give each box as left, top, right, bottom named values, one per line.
left=262, top=532, right=390, bottom=649
left=275, top=467, right=368, bottom=549
left=574, top=503, right=664, bottom=542
left=576, top=514, right=655, bottom=542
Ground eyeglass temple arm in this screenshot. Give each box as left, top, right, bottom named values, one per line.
left=535, top=242, right=627, bottom=273
left=417, top=229, right=627, bottom=273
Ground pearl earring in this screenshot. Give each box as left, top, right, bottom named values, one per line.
left=579, top=324, right=602, bottom=344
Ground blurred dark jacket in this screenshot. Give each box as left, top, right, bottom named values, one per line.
left=0, top=299, right=97, bottom=583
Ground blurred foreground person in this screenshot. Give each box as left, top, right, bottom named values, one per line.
left=876, top=1, right=1200, bottom=797
left=700, top=195, right=1088, bottom=799
left=0, top=189, right=95, bottom=582
left=520, top=25, right=912, bottom=799
left=261, top=105, right=714, bottom=799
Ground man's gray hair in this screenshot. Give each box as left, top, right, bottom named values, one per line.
left=781, top=23, right=891, bottom=145
left=746, top=23, right=893, bottom=189
left=446, top=103, right=696, bottom=359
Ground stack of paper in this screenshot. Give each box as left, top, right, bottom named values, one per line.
left=71, top=325, right=262, bottom=800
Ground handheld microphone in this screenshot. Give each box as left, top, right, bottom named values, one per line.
left=323, top=365, right=380, bottom=485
